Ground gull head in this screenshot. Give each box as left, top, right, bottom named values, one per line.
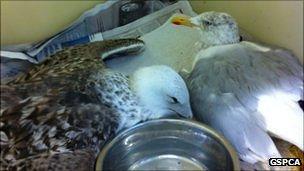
left=131, top=65, right=193, bottom=119
left=173, top=11, right=240, bottom=46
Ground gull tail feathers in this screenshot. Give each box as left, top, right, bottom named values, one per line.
left=258, top=93, right=304, bottom=150
left=219, top=111, right=282, bottom=165
left=239, top=122, right=282, bottom=164
left=193, top=92, right=282, bottom=164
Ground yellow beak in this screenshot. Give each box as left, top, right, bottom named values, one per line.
left=171, top=16, right=197, bottom=28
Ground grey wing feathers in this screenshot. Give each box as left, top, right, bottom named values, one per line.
left=189, top=44, right=303, bottom=118
left=250, top=48, right=303, bottom=98
left=187, top=44, right=303, bottom=162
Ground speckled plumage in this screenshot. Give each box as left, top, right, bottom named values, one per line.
left=1, top=38, right=193, bottom=171
left=92, top=70, right=141, bottom=119
left=1, top=88, right=118, bottom=170
left=1, top=39, right=146, bottom=170
left=6, top=39, right=145, bottom=86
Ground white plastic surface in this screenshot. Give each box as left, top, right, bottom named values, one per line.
left=105, top=14, right=201, bottom=74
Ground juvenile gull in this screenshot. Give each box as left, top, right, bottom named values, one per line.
left=176, top=11, right=303, bottom=166
left=0, top=39, right=192, bottom=170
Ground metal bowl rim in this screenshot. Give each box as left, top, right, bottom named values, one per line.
left=95, top=119, right=240, bottom=170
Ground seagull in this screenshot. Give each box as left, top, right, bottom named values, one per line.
left=173, top=11, right=303, bottom=166
left=0, top=38, right=192, bottom=170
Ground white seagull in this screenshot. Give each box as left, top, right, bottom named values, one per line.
left=174, top=11, right=303, bottom=166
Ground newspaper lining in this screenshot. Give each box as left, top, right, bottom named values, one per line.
left=1, top=0, right=195, bottom=64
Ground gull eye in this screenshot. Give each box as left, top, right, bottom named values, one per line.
left=170, top=96, right=179, bottom=104
left=203, top=20, right=212, bottom=26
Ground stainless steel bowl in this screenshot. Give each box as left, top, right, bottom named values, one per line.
left=96, top=119, right=240, bottom=170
